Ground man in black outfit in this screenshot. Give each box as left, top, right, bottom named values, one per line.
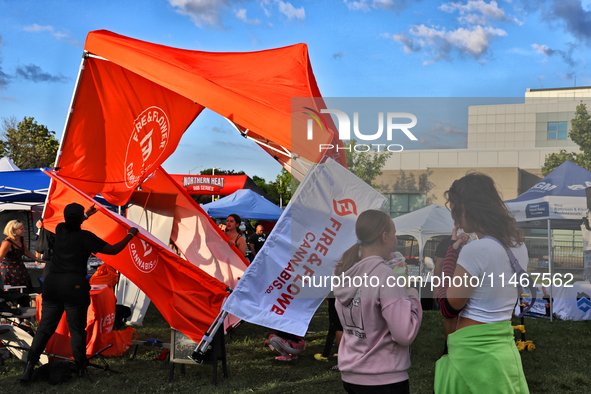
left=20, top=203, right=138, bottom=382
left=247, top=225, right=267, bottom=258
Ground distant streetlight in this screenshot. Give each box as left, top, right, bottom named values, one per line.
left=211, top=167, right=219, bottom=202
left=188, top=165, right=202, bottom=175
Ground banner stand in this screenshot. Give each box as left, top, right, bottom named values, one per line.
left=170, top=326, right=227, bottom=384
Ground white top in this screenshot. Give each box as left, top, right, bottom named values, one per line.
left=457, top=238, right=529, bottom=323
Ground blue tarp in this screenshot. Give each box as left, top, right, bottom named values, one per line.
left=202, top=189, right=283, bottom=221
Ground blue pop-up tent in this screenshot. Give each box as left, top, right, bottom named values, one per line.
left=0, top=168, right=50, bottom=207
left=202, top=189, right=284, bottom=221
left=505, top=161, right=591, bottom=321
left=505, top=161, right=591, bottom=228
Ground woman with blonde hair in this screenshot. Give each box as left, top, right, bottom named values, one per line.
left=333, top=209, right=422, bottom=394
left=0, top=220, right=43, bottom=294
left=435, top=173, right=530, bottom=393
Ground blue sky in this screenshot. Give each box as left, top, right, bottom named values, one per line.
left=1, top=0, right=591, bottom=181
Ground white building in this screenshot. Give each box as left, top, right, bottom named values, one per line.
left=376, top=86, right=591, bottom=218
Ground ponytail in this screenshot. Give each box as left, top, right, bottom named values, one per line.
left=335, top=243, right=362, bottom=276
left=334, top=210, right=392, bottom=276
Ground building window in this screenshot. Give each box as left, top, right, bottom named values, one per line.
left=548, top=121, right=567, bottom=140
left=384, top=194, right=426, bottom=218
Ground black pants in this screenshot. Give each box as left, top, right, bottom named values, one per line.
left=343, top=380, right=409, bottom=394
left=28, top=272, right=90, bottom=366
left=322, top=297, right=344, bottom=357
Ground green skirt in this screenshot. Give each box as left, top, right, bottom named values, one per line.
left=434, top=321, right=529, bottom=394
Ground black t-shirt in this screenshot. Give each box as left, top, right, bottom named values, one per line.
left=248, top=233, right=267, bottom=254
left=50, top=223, right=107, bottom=275
left=435, top=235, right=454, bottom=259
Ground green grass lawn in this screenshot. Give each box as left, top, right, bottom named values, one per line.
left=2, top=303, right=591, bottom=393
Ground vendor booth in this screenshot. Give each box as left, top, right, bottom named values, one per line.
left=505, top=161, right=591, bottom=320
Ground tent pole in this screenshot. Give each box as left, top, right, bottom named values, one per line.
left=54, top=52, right=88, bottom=169
left=190, top=310, right=228, bottom=363
left=548, top=219, right=553, bottom=322
left=418, top=234, right=423, bottom=300
left=41, top=53, right=88, bottom=221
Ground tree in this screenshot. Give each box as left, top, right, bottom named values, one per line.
left=274, top=168, right=298, bottom=207
left=0, top=116, right=59, bottom=169
left=542, top=103, right=591, bottom=175
left=199, top=168, right=246, bottom=176
left=344, top=139, right=393, bottom=189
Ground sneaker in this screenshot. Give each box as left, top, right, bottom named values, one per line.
left=275, top=354, right=298, bottom=361
left=314, top=353, right=328, bottom=361
left=329, top=364, right=339, bottom=372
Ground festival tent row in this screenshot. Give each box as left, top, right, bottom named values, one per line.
left=41, top=30, right=346, bottom=342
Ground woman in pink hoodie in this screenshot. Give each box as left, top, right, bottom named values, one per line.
left=333, top=209, right=423, bottom=394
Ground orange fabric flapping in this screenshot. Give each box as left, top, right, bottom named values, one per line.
left=42, top=169, right=229, bottom=343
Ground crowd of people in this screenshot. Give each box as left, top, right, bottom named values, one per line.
left=1, top=172, right=531, bottom=393
left=261, top=173, right=530, bottom=394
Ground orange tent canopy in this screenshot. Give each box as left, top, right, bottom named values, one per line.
left=56, top=30, right=345, bottom=205
left=106, top=32, right=341, bottom=163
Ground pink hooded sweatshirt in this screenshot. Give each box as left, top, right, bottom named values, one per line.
left=333, top=255, right=423, bottom=386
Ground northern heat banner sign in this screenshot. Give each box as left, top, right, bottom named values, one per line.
left=222, top=158, right=386, bottom=336
left=42, top=169, right=228, bottom=343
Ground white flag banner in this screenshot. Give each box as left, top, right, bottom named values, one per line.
left=222, top=158, right=386, bottom=336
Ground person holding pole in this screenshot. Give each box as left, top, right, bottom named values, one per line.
left=21, top=203, right=138, bottom=382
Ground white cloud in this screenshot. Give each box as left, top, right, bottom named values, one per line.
left=440, top=0, right=524, bottom=26
left=235, top=8, right=261, bottom=24
left=389, top=1, right=513, bottom=64
left=397, top=24, right=506, bottom=64
left=344, top=0, right=409, bottom=12
left=23, top=24, right=54, bottom=33
left=345, top=0, right=371, bottom=12
left=168, top=0, right=239, bottom=28
left=169, top=0, right=305, bottom=27
left=23, top=24, right=82, bottom=47
left=277, top=1, right=305, bottom=21
left=532, top=43, right=576, bottom=67
left=533, top=43, right=553, bottom=55
left=391, top=31, right=422, bottom=53
left=440, top=0, right=508, bottom=21
left=333, top=51, right=347, bottom=59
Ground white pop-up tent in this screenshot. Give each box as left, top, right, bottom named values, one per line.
left=393, top=204, right=455, bottom=297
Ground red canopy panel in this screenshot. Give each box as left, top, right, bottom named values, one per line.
left=42, top=169, right=228, bottom=342
left=82, top=30, right=346, bottom=181
left=56, top=56, right=203, bottom=205
left=143, top=168, right=250, bottom=289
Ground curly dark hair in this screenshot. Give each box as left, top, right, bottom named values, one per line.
left=445, top=173, right=524, bottom=248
